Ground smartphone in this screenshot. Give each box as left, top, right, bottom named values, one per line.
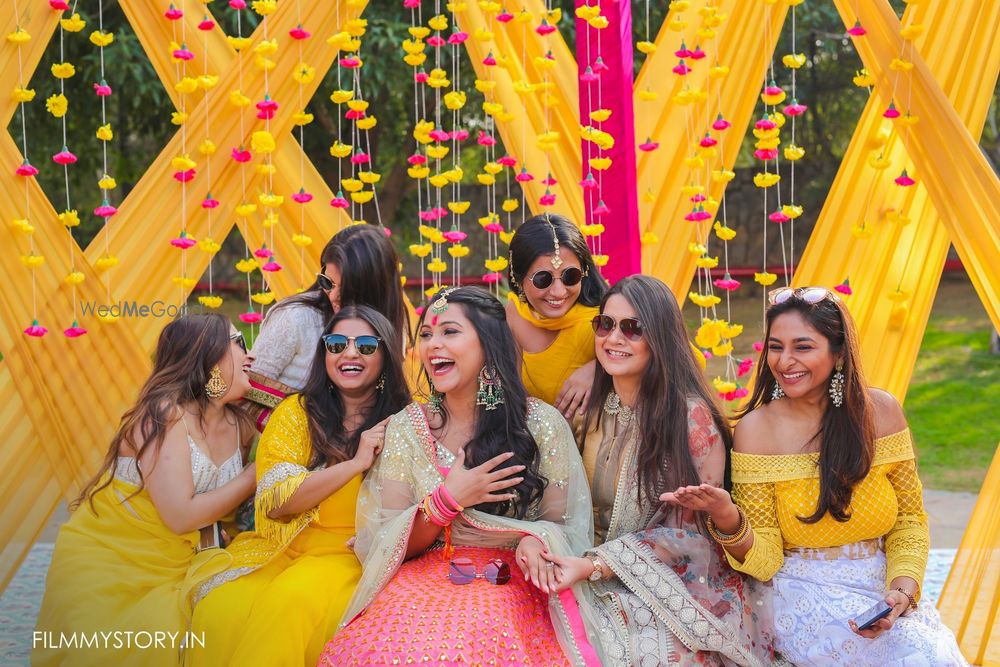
left=197, top=522, right=223, bottom=552
left=852, top=599, right=893, bottom=631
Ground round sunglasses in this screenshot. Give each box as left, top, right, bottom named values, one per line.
left=592, top=314, right=644, bottom=341
left=446, top=557, right=511, bottom=586
left=322, top=334, right=382, bottom=356
left=315, top=272, right=337, bottom=292
left=526, top=266, right=585, bottom=290
left=768, top=286, right=835, bottom=306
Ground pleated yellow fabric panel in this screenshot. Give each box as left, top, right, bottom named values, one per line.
left=0, top=7, right=152, bottom=592
left=636, top=0, right=789, bottom=296
left=85, top=0, right=363, bottom=354
left=832, top=0, right=1000, bottom=331
left=936, top=442, right=1000, bottom=666
left=796, top=1, right=1000, bottom=400
left=457, top=0, right=584, bottom=224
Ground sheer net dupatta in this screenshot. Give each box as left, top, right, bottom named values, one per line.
left=341, top=401, right=605, bottom=666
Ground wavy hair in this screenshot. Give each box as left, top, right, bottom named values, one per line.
left=585, top=276, right=732, bottom=526
left=73, top=313, right=252, bottom=511
left=299, top=306, right=409, bottom=468
left=418, top=286, right=546, bottom=519
left=508, top=213, right=606, bottom=307
left=737, top=293, right=874, bottom=523
left=270, top=224, right=410, bottom=346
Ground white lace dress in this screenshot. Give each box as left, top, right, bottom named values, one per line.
left=249, top=301, right=325, bottom=390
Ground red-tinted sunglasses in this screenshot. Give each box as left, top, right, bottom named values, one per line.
left=447, top=558, right=511, bottom=586
left=592, top=314, right=644, bottom=341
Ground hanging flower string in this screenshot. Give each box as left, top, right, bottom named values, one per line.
left=289, top=0, right=315, bottom=291
left=252, top=0, right=281, bottom=317
left=9, top=0, right=45, bottom=336
left=195, top=6, right=223, bottom=310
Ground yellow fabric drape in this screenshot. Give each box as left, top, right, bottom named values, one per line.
left=938, top=443, right=1000, bottom=666
left=456, top=1, right=583, bottom=224
left=89, top=0, right=367, bottom=353
left=795, top=1, right=1000, bottom=400
left=637, top=0, right=789, bottom=295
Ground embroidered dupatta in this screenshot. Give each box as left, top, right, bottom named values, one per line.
left=341, top=400, right=604, bottom=666
left=582, top=405, right=781, bottom=666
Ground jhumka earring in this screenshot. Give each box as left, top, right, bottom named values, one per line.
left=205, top=366, right=228, bottom=399
left=829, top=361, right=845, bottom=408
left=427, top=379, right=444, bottom=414
left=475, top=366, right=504, bottom=411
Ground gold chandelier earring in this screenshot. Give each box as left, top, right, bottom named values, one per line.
left=205, top=365, right=228, bottom=399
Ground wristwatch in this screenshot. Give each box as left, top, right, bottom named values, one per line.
left=587, top=555, right=604, bottom=582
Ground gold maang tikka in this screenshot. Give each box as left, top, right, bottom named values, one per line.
left=545, top=213, right=563, bottom=269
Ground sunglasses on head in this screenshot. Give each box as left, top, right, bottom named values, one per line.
left=316, top=272, right=337, bottom=292
left=446, top=558, right=511, bottom=586
left=322, top=334, right=381, bottom=356
left=527, top=266, right=585, bottom=290
left=768, top=286, right=835, bottom=306
left=230, top=331, right=247, bottom=353
left=592, top=314, right=644, bottom=341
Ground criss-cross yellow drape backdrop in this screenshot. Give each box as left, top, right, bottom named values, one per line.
left=2, top=3, right=999, bottom=660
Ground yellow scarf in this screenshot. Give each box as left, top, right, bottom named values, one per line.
left=507, top=292, right=598, bottom=331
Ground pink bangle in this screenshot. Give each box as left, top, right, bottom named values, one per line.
left=421, top=496, right=450, bottom=527
left=431, top=488, right=460, bottom=521
left=437, top=484, right=464, bottom=512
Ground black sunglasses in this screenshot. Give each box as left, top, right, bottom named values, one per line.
left=230, top=332, right=247, bottom=353
left=316, top=272, right=337, bottom=292
left=592, top=314, right=644, bottom=341
left=322, top=334, right=381, bottom=356
left=527, top=266, right=585, bottom=290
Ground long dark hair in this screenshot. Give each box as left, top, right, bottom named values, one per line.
left=270, top=224, right=410, bottom=346
left=299, top=306, right=409, bottom=469
left=738, top=293, right=875, bottom=523
left=585, top=276, right=732, bottom=523
left=73, top=314, right=252, bottom=510
left=508, top=213, right=606, bottom=307
left=418, top=287, right=546, bottom=518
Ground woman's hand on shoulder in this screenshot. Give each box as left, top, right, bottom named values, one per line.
left=351, top=416, right=391, bottom=473
left=869, top=388, right=909, bottom=438
left=555, top=360, right=595, bottom=419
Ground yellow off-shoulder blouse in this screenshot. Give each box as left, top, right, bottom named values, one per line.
left=727, top=429, right=929, bottom=595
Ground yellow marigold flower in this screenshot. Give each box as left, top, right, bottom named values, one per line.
left=252, top=0, right=277, bottom=15
left=292, top=111, right=314, bottom=126
left=6, top=28, right=31, bottom=44
left=98, top=175, right=116, bottom=190
left=65, top=271, right=85, bottom=285
left=198, top=75, right=219, bottom=90
left=427, top=257, right=448, bottom=273
left=11, top=218, right=34, bottom=234
left=198, top=238, right=221, bottom=253
left=236, top=258, right=259, bottom=273
left=235, top=203, right=257, bottom=217
left=46, top=93, right=68, bottom=118
left=330, top=141, right=352, bottom=158
left=198, top=295, right=223, bottom=309
left=171, top=154, right=196, bottom=171
left=171, top=111, right=188, bottom=125
left=330, top=90, right=354, bottom=104
left=51, top=62, right=76, bottom=79
left=292, top=234, right=313, bottom=247
left=95, top=255, right=119, bottom=271
left=96, top=123, right=113, bottom=141
left=21, top=255, right=45, bottom=268
left=59, top=210, right=80, bottom=227
left=226, top=36, right=252, bottom=51
left=11, top=87, right=36, bottom=103
left=61, top=14, right=86, bottom=32
left=251, top=131, right=276, bottom=154
left=199, top=140, right=217, bottom=155
left=89, top=31, right=114, bottom=47
left=356, top=116, right=377, bottom=131
left=251, top=292, right=276, bottom=305
left=293, top=63, right=316, bottom=85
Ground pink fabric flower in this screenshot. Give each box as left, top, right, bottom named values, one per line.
left=15, top=161, right=39, bottom=177
left=482, top=53, right=497, bottom=66
left=443, top=230, right=467, bottom=243
left=580, top=173, right=598, bottom=189
left=231, top=147, right=252, bottom=163
left=542, top=175, right=557, bottom=186
left=24, top=320, right=48, bottom=337
left=340, top=56, right=361, bottom=68
left=254, top=246, right=274, bottom=258
left=847, top=21, right=866, bottom=36
left=64, top=322, right=88, bottom=338
left=261, top=260, right=282, bottom=272
left=482, top=272, right=502, bottom=283
left=418, top=209, right=437, bottom=222
left=382, top=226, right=392, bottom=237
left=484, top=223, right=503, bottom=233
left=699, top=134, right=717, bottom=148
left=202, top=195, right=220, bottom=209
left=713, top=275, right=741, bottom=291
left=769, top=210, right=790, bottom=223
left=450, top=130, right=469, bottom=141
left=93, top=81, right=112, bottom=96
left=414, top=70, right=429, bottom=83
left=883, top=102, right=900, bottom=118
left=165, top=5, right=183, bottom=20
left=684, top=207, right=712, bottom=222
left=433, top=206, right=448, bottom=218
left=229, top=0, right=247, bottom=9
left=171, top=233, right=197, bottom=249
left=592, top=200, right=610, bottom=216
left=256, top=97, right=279, bottom=120
left=737, top=358, right=754, bottom=377
left=94, top=200, right=118, bottom=217
left=172, top=46, right=195, bottom=60
left=754, top=117, right=777, bottom=130
left=173, top=169, right=196, bottom=182
left=292, top=189, right=313, bottom=204
left=783, top=100, right=808, bottom=116
left=429, top=129, right=450, bottom=142
left=345, top=109, right=366, bottom=120
left=477, top=131, right=496, bottom=147
left=427, top=36, right=446, bottom=47
left=448, top=32, right=468, bottom=44
left=592, top=56, right=608, bottom=73
left=403, top=0, right=420, bottom=8
left=515, top=168, right=534, bottom=182
left=580, top=67, right=599, bottom=82
left=289, top=25, right=311, bottom=40
left=239, top=312, right=264, bottom=324
left=536, top=21, right=556, bottom=36
left=496, top=10, right=513, bottom=23
left=639, top=139, right=659, bottom=152
left=835, top=278, right=853, bottom=295
left=712, top=114, right=731, bottom=131
left=672, top=61, right=691, bottom=76
left=894, top=170, right=915, bottom=186
left=497, top=156, right=517, bottom=167
left=539, top=191, right=556, bottom=206
left=198, top=17, right=216, bottom=31
left=53, top=148, right=78, bottom=165
left=754, top=148, right=779, bottom=161
left=49, top=0, right=70, bottom=10
left=675, top=44, right=692, bottom=58
left=690, top=194, right=706, bottom=203
left=350, top=152, right=370, bottom=165
left=408, top=154, right=428, bottom=165
left=753, top=341, right=764, bottom=352
left=689, top=45, right=706, bottom=60
left=330, top=193, right=350, bottom=208
left=763, top=84, right=784, bottom=96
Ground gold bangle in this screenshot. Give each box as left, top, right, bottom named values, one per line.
left=895, top=587, right=917, bottom=610
left=707, top=508, right=749, bottom=546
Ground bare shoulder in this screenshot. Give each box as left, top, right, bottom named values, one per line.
left=732, top=407, right=777, bottom=455
left=869, top=388, right=909, bottom=437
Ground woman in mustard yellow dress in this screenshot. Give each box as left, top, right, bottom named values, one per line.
left=505, top=213, right=606, bottom=419
left=32, top=314, right=257, bottom=667
left=186, top=305, right=408, bottom=667
left=665, top=286, right=966, bottom=666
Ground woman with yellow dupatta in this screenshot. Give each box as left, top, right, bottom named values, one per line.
left=506, top=214, right=606, bottom=419
left=33, top=314, right=257, bottom=667
left=186, top=306, right=409, bottom=667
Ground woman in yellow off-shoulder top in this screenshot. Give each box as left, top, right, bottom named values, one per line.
left=663, top=286, right=967, bottom=666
